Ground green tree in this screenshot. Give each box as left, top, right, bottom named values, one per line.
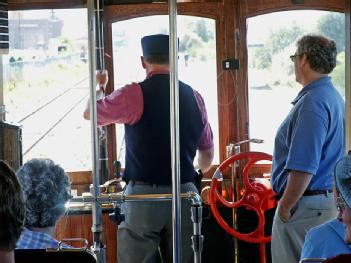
left=179, top=33, right=202, bottom=55
left=330, top=51, right=345, bottom=94
left=253, top=22, right=303, bottom=69
left=268, top=23, right=304, bottom=54
left=254, top=46, right=272, bottom=69
left=179, top=18, right=215, bottom=61
left=317, top=13, right=345, bottom=52
left=195, top=19, right=214, bottom=42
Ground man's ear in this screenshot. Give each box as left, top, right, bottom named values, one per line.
left=141, top=56, right=146, bottom=69
left=300, top=53, right=308, bottom=67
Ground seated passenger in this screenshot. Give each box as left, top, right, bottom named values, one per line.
left=16, top=158, right=72, bottom=249
left=0, top=161, right=25, bottom=263
left=301, top=218, right=351, bottom=259
left=334, top=154, right=351, bottom=246
left=301, top=155, right=351, bottom=261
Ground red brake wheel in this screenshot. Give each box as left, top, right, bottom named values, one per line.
left=209, top=152, right=276, bottom=244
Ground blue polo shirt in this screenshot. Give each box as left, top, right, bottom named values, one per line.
left=271, top=76, right=345, bottom=194
left=301, top=219, right=351, bottom=260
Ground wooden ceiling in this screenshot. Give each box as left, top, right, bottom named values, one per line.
left=8, top=0, right=86, bottom=10
left=7, top=0, right=216, bottom=11
left=7, top=0, right=346, bottom=14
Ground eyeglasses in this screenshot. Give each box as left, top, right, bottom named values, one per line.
left=289, top=53, right=304, bottom=62
left=336, top=196, right=347, bottom=213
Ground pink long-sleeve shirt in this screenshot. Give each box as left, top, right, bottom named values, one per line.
left=97, top=71, right=213, bottom=150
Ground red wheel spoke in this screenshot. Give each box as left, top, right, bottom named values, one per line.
left=208, top=151, right=277, bottom=244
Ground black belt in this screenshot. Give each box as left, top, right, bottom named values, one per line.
left=302, top=189, right=332, bottom=196
left=129, top=180, right=160, bottom=187
left=275, top=189, right=332, bottom=200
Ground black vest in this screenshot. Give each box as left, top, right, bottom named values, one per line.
left=124, top=74, right=204, bottom=184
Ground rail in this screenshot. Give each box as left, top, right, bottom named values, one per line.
left=68, top=191, right=203, bottom=263
left=19, top=76, right=89, bottom=156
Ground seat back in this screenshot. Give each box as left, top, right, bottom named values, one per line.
left=324, top=254, right=351, bottom=263
left=15, top=249, right=97, bottom=263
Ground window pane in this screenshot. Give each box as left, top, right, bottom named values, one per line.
left=4, top=9, right=90, bottom=171
left=247, top=10, right=345, bottom=154
left=112, top=15, right=219, bottom=166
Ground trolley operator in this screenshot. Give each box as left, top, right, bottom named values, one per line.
left=83, top=34, right=214, bottom=263
left=270, top=35, right=345, bottom=263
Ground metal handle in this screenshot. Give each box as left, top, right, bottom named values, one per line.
left=299, top=259, right=327, bottom=263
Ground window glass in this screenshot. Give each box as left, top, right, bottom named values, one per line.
left=4, top=9, right=89, bottom=171
left=247, top=11, right=345, bottom=154
left=112, top=15, right=219, bottom=166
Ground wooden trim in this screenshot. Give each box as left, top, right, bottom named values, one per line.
left=55, top=213, right=117, bottom=263
left=215, top=0, right=237, bottom=162
left=67, top=171, right=92, bottom=185
left=105, top=2, right=222, bottom=23
left=215, top=0, right=251, bottom=159
left=7, top=0, right=346, bottom=14
left=236, top=0, right=250, bottom=153
left=243, top=0, right=346, bottom=18
left=8, top=0, right=223, bottom=11
left=8, top=0, right=85, bottom=10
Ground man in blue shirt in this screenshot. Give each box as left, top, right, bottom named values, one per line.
left=270, top=35, right=345, bottom=263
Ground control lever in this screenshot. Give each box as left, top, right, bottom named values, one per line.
left=194, top=169, right=203, bottom=193
left=109, top=205, right=125, bottom=225
left=99, top=160, right=123, bottom=194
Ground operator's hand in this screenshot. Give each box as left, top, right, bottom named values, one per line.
left=96, top=69, right=108, bottom=93
left=278, top=203, right=291, bottom=223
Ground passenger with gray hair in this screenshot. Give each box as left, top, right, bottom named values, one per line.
left=16, top=158, right=72, bottom=249
left=270, top=34, right=345, bottom=263
left=0, top=160, right=25, bottom=263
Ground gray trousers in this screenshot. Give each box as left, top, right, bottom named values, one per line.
left=117, top=182, right=197, bottom=263
left=271, top=193, right=336, bottom=263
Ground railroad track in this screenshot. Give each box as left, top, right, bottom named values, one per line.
left=21, top=76, right=90, bottom=157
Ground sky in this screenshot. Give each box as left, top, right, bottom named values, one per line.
left=9, top=9, right=88, bottom=39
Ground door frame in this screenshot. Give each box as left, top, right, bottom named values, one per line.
left=103, top=2, right=227, bottom=174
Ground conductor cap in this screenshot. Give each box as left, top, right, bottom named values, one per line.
left=141, top=34, right=169, bottom=57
